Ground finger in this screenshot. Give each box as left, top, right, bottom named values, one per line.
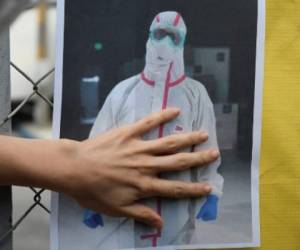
left=144, top=131, right=208, bottom=154
left=129, top=108, right=180, bottom=136
left=150, top=149, right=220, bottom=173
left=120, top=203, right=163, bottom=229
left=140, top=178, right=212, bottom=199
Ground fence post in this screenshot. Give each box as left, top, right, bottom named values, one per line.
left=0, top=29, right=12, bottom=250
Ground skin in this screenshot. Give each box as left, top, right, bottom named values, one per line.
left=0, top=108, right=219, bottom=229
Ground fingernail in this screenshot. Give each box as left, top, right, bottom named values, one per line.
left=153, top=219, right=163, bottom=229
left=200, top=132, right=208, bottom=139
left=204, top=185, right=212, bottom=193
left=211, top=150, right=220, bottom=158
left=170, top=107, right=180, bottom=114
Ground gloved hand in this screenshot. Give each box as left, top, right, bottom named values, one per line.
left=83, top=209, right=104, bottom=228
left=196, top=194, right=218, bottom=221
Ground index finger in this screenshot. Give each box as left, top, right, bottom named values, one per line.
left=129, top=108, right=180, bottom=136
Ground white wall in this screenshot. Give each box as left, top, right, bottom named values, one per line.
left=10, top=7, right=56, bottom=100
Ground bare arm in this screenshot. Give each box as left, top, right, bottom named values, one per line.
left=0, top=135, right=75, bottom=189
left=0, top=108, right=219, bottom=228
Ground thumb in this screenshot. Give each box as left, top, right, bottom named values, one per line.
left=120, top=203, right=163, bottom=229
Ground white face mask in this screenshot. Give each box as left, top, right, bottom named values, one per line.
left=155, top=39, right=177, bottom=62
left=148, top=38, right=179, bottom=65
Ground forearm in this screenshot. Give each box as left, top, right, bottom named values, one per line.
left=0, top=108, right=221, bottom=228
left=0, top=135, right=76, bottom=191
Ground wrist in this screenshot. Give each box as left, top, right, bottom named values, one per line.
left=0, top=135, right=80, bottom=192
left=43, top=138, right=81, bottom=193
left=22, top=138, right=79, bottom=192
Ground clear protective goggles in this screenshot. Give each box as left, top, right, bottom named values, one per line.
left=149, top=27, right=186, bottom=48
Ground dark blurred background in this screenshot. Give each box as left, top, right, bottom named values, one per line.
left=61, top=0, right=257, bottom=160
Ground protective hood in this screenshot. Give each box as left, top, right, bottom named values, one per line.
left=143, top=11, right=187, bottom=83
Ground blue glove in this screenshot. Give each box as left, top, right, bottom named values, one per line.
left=196, top=194, right=218, bottom=221
left=82, top=209, right=104, bottom=228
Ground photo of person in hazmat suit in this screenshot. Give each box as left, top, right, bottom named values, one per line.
left=82, top=11, right=224, bottom=249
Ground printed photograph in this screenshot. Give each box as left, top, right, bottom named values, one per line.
left=51, top=0, right=264, bottom=249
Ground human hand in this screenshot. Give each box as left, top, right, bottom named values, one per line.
left=0, top=108, right=219, bottom=229
left=62, top=108, right=220, bottom=229
left=13, top=110, right=217, bottom=231
left=196, top=194, right=219, bottom=221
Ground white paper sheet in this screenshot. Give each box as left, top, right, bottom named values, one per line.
left=51, top=0, right=265, bottom=249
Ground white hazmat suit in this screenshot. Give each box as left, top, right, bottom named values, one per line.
left=86, top=11, right=224, bottom=249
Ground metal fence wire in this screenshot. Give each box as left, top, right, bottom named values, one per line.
left=0, top=61, right=54, bottom=244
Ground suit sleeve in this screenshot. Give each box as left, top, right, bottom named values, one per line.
left=193, top=88, right=224, bottom=198
left=89, top=93, right=115, bottom=139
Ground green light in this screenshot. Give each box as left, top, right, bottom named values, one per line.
left=94, top=42, right=103, bottom=51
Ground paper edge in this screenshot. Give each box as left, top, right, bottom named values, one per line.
left=50, top=0, right=265, bottom=248
left=250, top=0, right=265, bottom=246
left=50, top=0, right=65, bottom=249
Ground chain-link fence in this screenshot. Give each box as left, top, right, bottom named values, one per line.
left=0, top=66, right=54, bottom=244
left=0, top=2, right=55, bottom=249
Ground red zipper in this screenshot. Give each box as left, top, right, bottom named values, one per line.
left=140, top=63, right=173, bottom=246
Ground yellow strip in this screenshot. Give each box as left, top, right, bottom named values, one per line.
left=229, top=0, right=300, bottom=249
left=37, top=1, right=47, bottom=59
left=257, top=0, right=300, bottom=249
left=37, top=2, right=46, bottom=25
